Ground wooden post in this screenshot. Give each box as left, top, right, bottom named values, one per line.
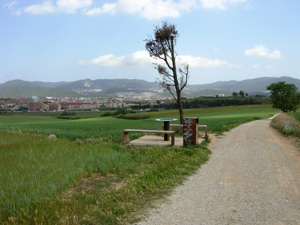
left=171, top=133, right=175, bottom=146
left=163, top=121, right=170, bottom=141
left=123, top=131, right=129, bottom=145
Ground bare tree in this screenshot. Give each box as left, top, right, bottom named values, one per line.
left=145, top=21, right=189, bottom=124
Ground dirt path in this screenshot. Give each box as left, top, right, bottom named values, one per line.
left=138, top=118, right=300, bottom=225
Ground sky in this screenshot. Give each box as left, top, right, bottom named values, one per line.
left=0, top=0, right=299, bottom=85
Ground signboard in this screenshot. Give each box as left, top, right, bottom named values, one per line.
left=183, top=117, right=199, bottom=146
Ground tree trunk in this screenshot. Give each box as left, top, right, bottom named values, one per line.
left=176, top=89, right=184, bottom=124
left=170, top=37, right=184, bottom=124
left=178, top=98, right=184, bottom=124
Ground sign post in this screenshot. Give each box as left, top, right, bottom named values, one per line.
left=183, top=117, right=199, bottom=146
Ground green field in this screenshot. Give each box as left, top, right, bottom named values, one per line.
left=0, top=105, right=278, bottom=224
left=0, top=105, right=277, bottom=143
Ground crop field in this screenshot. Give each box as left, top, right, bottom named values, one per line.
left=0, top=105, right=277, bottom=143
left=0, top=105, right=278, bottom=224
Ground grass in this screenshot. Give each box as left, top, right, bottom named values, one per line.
left=0, top=105, right=277, bottom=142
left=0, top=131, right=210, bottom=224
left=292, top=111, right=300, bottom=122
left=271, top=112, right=300, bottom=137
left=271, top=111, right=300, bottom=151
left=0, top=105, right=279, bottom=224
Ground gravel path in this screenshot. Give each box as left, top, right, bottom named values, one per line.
left=137, top=118, right=300, bottom=225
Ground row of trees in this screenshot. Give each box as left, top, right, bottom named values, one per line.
left=232, top=90, right=248, bottom=97
left=147, top=97, right=262, bottom=110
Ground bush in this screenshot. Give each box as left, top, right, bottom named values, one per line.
left=100, top=109, right=136, bottom=117
left=271, top=113, right=300, bottom=137
left=100, top=111, right=116, bottom=117
left=57, top=111, right=78, bottom=119
left=61, top=111, right=75, bottom=116
left=115, top=113, right=151, bottom=120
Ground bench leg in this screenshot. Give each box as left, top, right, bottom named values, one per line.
left=123, top=132, right=129, bottom=145
left=204, top=127, right=208, bottom=139
left=171, top=133, right=175, bottom=146
left=164, top=121, right=170, bottom=141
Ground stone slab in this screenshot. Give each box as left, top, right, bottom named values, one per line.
left=126, top=135, right=204, bottom=147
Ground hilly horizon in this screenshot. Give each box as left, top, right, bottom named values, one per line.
left=0, top=76, right=299, bottom=98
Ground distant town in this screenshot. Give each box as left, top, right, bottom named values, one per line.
left=0, top=92, right=173, bottom=112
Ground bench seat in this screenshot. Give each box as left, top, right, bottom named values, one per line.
left=123, top=129, right=175, bottom=146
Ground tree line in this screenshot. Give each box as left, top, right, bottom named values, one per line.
left=131, top=97, right=265, bottom=110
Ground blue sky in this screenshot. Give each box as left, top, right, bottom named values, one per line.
left=0, top=0, right=299, bottom=85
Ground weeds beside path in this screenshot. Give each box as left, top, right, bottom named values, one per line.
left=138, top=118, right=300, bottom=225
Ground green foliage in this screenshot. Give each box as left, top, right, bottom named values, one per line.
left=239, top=90, right=245, bottom=97
left=100, top=109, right=135, bottom=118
left=57, top=111, right=79, bottom=119
left=292, top=112, right=300, bottom=122
left=180, top=97, right=262, bottom=109
left=271, top=113, right=300, bottom=137
left=115, top=113, right=151, bottom=120
left=267, top=81, right=300, bottom=112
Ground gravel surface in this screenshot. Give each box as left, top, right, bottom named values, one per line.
left=137, top=118, right=300, bottom=225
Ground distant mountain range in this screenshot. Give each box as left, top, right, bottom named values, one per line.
left=0, top=76, right=299, bottom=98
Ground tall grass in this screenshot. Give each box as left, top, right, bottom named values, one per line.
left=271, top=113, right=300, bottom=137
left=292, top=111, right=300, bottom=122
left=0, top=105, right=279, bottom=223
left=0, top=130, right=210, bottom=224
left=0, top=131, right=131, bottom=220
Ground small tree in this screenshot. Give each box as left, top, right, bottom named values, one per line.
left=145, top=21, right=189, bottom=124
left=232, top=92, right=238, bottom=97
left=267, top=81, right=300, bottom=112
left=239, top=90, right=245, bottom=97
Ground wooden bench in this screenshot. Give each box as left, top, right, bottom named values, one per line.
left=163, top=124, right=208, bottom=138
left=123, top=129, right=175, bottom=146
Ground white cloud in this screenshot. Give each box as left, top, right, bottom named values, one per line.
left=80, top=51, right=236, bottom=69
left=23, top=0, right=93, bottom=15
left=245, top=45, right=281, bottom=59
left=24, top=1, right=56, bottom=14
left=86, top=3, right=116, bottom=15
left=86, top=0, right=196, bottom=19
left=80, top=51, right=154, bottom=67
left=56, top=0, right=92, bottom=14
left=200, top=0, right=246, bottom=10
left=252, top=64, right=259, bottom=68
left=3, top=1, right=18, bottom=9
left=178, top=55, right=236, bottom=68
left=15, top=0, right=247, bottom=17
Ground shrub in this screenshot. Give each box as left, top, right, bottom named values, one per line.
left=271, top=113, right=300, bottom=137
left=100, top=109, right=135, bottom=117
left=100, top=111, right=116, bottom=117
left=61, top=111, right=75, bottom=116
left=57, top=111, right=79, bottom=119
left=115, top=113, right=151, bottom=120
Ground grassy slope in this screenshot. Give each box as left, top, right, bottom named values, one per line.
left=0, top=105, right=278, bottom=224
